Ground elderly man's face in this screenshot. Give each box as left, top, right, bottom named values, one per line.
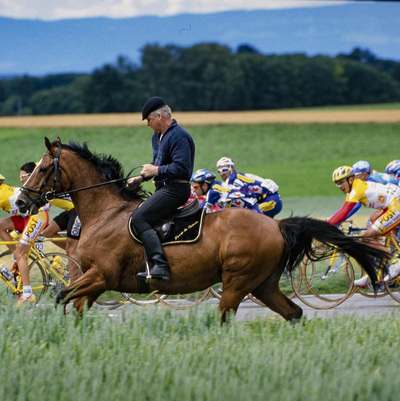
left=146, top=112, right=162, bottom=134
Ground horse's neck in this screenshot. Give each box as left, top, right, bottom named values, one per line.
left=71, top=187, right=136, bottom=224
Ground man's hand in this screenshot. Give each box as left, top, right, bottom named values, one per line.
left=126, top=176, right=143, bottom=187
left=141, top=164, right=158, bottom=178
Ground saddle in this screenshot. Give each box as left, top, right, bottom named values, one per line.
left=128, top=198, right=206, bottom=246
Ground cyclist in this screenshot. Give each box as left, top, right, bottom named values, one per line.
left=352, top=160, right=399, bottom=227
left=352, top=160, right=399, bottom=186
left=326, top=166, right=400, bottom=287
left=385, top=159, right=400, bottom=181
left=216, top=157, right=282, bottom=218
left=0, top=164, right=49, bottom=304
left=191, top=169, right=264, bottom=214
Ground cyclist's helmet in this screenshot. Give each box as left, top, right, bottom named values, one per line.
left=191, top=169, right=216, bottom=184
left=216, top=157, right=234, bottom=169
left=332, top=166, right=353, bottom=183
left=385, top=160, right=400, bottom=177
left=352, top=160, right=371, bottom=175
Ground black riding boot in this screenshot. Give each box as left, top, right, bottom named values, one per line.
left=137, top=229, right=170, bottom=281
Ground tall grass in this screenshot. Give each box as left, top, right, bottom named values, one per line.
left=0, top=305, right=399, bottom=401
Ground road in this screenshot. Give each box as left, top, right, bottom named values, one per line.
left=105, top=293, right=400, bottom=321
left=235, top=293, right=400, bottom=321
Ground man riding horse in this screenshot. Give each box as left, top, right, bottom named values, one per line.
left=127, top=97, right=195, bottom=281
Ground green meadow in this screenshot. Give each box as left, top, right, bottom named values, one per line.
left=1, top=122, right=399, bottom=219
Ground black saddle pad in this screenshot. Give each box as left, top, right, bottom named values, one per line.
left=128, top=208, right=206, bottom=246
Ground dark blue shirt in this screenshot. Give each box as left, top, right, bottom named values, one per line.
left=151, top=119, right=195, bottom=185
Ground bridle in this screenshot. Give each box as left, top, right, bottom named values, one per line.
left=20, top=144, right=142, bottom=210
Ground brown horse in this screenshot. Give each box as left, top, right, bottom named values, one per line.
left=17, top=138, right=388, bottom=322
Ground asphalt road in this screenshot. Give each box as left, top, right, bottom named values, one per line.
left=104, top=292, right=400, bottom=321
left=234, top=293, right=400, bottom=321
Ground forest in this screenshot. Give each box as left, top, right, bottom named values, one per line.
left=0, top=44, right=399, bottom=116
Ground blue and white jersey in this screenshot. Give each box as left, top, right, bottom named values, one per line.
left=225, top=171, right=282, bottom=217
left=368, top=172, right=399, bottom=186
left=226, top=171, right=279, bottom=198
left=201, top=181, right=263, bottom=214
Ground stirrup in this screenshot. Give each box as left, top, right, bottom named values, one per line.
left=137, top=263, right=170, bottom=282
left=137, top=262, right=152, bottom=283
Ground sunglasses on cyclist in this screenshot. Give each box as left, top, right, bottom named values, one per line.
left=335, top=178, right=348, bottom=186
left=217, top=167, right=231, bottom=174
left=20, top=173, right=31, bottom=179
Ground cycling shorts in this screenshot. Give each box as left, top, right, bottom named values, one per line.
left=259, top=193, right=283, bottom=218
left=370, top=199, right=400, bottom=234
left=11, top=210, right=49, bottom=246
left=53, top=209, right=81, bottom=239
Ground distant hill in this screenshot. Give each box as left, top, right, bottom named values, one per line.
left=1, top=2, right=399, bottom=76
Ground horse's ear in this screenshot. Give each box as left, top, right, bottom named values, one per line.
left=57, top=137, right=62, bottom=146
left=45, top=137, right=52, bottom=151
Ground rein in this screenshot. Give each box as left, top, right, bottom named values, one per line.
left=56, top=165, right=143, bottom=198
left=21, top=144, right=143, bottom=205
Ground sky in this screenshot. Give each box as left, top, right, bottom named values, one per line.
left=0, top=0, right=346, bottom=20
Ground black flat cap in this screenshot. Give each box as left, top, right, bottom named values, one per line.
left=141, top=96, right=167, bottom=120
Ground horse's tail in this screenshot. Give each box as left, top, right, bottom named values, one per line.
left=278, top=216, right=390, bottom=291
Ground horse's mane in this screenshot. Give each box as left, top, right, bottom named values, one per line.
left=59, top=140, right=148, bottom=202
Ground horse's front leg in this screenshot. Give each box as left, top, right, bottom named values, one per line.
left=57, top=267, right=108, bottom=314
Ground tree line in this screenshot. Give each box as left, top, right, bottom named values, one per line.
left=0, top=44, right=399, bottom=116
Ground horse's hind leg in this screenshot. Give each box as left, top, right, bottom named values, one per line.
left=218, top=288, right=249, bottom=324
left=251, top=278, right=303, bottom=322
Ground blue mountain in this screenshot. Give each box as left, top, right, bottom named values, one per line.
left=0, top=2, right=399, bottom=76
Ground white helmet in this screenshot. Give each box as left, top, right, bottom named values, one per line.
left=216, top=157, right=234, bottom=169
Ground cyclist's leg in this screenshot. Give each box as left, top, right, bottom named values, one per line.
left=42, top=211, right=68, bottom=251
left=65, top=211, right=81, bottom=282
left=367, top=204, right=400, bottom=281
left=16, top=212, right=48, bottom=302
left=259, top=193, right=282, bottom=218
left=0, top=217, right=19, bottom=253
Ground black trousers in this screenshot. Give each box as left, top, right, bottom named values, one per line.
left=131, top=182, right=191, bottom=237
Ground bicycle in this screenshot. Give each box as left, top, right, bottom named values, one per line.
left=353, top=229, right=400, bottom=303
left=0, top=233, right=81, bottom=305
left=293, top=220, right=400, bottom=310
left=291, top=221, right=358, bottom=309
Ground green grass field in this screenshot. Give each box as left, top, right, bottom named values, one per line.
left=1, top=122, right=399, bottom=219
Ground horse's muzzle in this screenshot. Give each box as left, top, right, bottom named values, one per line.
left=16, top=198, right=39, bottom=215
left=16, top=198, right=29, bottom=214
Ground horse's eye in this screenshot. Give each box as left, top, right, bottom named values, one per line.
left=39, top=167, right=48, bottom=174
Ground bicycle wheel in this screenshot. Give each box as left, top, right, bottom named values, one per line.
left=22, top=257, right=48, bottom=303
left=94, top=291, right=132, bottom=309
left=209, top=283, right=250, bottom=302
left=154, top=289, right=211, bottom=309
left=0, top=251, right=45, bottom=305
left=293, top=251, right=355, bottom=309
left=384, top=249, right=400, bottom=303
left=353, top=270, right=388, bottom=298
left=39, top=252, right=82, bottom=299
left=127, top=293, right=166, bottom=306
left=279, top=268, right=296, bottom=300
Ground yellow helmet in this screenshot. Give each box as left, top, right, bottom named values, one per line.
left=0, top=173, right=5, bottom=181
left=332, top=166, right=353, bottom=183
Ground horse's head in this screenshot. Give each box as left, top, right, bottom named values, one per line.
left=17, top=137, right=68, bottom=215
